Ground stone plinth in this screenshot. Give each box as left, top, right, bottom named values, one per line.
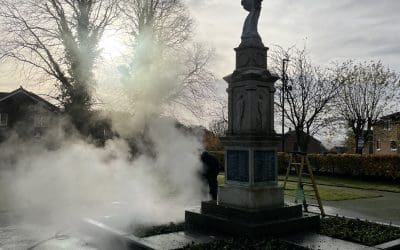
left=218, top=185, right=283, bottom=210
left=218, top=135, right=283, bottom=210
left=185, top=202, right=320, bottom=238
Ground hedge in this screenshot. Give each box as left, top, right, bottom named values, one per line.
left=209, top=151, right=400, bottom=180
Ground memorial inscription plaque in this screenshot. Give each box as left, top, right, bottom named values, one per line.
left=254, top=150, right=276, bottom=182
left=226, top=150, right=249, bottom=182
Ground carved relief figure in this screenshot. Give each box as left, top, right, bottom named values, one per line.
left=235, top=93, right=246, bottom=132
left=240, top=0, right=263, bottom=47
left=257, top=92, right=267, bottom=131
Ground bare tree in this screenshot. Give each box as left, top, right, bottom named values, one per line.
left=119, top=0, right=193, bottom=50
left=117, top=0, right=215, bottom=119
left=271, top=46, right=339, bottom=153
left=0, top=0, right=118, bottom=133
left=334, top=60, right=399, bottom=154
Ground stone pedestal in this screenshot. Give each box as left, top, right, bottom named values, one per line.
left=218, top=135, right=283, bottom=210
left=185, top=202, right=320, bottom=238
left=218, top=44, right=282, bottom=210
left=218, top=185, right=283, bottom=210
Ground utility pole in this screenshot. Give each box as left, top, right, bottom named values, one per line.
left=281, top=58, right=289, bottom=152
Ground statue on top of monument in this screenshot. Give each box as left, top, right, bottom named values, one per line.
left=240, top=0, right=264, bottom=48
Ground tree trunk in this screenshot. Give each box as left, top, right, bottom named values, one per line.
left=354, top=132, right=364, bottom=154
left=295, top=129, right=309, bottom=153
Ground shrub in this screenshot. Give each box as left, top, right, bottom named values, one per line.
left=305, top=154, right=400, bottom=180
left=320, top=216, right=400, bottom=246
left=213, top=151, right=400, bottom=180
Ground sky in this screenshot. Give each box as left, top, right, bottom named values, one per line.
left=187, top=0, right=400, bottom=79
left=0, top=0, right=399, bottom=145
left=2, top=0, right=399, bottom=90
left=186, top=0, right=400, bottom=146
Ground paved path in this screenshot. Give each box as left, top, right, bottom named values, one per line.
left=1, top=186, right=399, bottom=249
left=286, top=187, right=400, bottom=225
left=0, top=212, right=97, bottom=250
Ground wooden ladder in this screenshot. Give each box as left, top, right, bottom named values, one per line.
left=283, top=152, right=325, bottom=217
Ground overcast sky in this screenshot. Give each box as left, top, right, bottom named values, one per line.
left=187, top=0, right=400, bottom=80
left=186, top=0, right=400, bottom=145
left=1, top=0, right=399, bottom=90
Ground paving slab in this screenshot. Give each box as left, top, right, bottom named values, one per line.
left=141, top=231, right=217, bottom=250
left=375, top=238, right=400, bottom=250
left=282, top=232, right=378, bottom=250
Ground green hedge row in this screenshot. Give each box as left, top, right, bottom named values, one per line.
left=210, top=151, right=400, bottom=180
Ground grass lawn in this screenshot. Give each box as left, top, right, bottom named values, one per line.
left=282, top=181, right=382, bottom=201
left=217, top=174, right=383, bottom=201
left=278, top=175, right=400, bottom=193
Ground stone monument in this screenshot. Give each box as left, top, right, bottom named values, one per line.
left=185, top=0, right=319, bottom=238
left=218, top=0, right=282, bottom=210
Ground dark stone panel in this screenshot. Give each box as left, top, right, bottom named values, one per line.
left=226, top=150, right=249, bottom=182
left=185, top=208, right=320, bottom=239
left=254, top=150, right=276, bottom=182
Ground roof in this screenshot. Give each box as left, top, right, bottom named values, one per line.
left=0, top=86, right=59, bottom=111
left=0, top=92, right=9, bottom=99
left=380, top=112, right=400, bottom=121
left=283, top=130, right=322, bottom=142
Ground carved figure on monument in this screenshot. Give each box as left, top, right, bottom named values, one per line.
left=234, top=93, right=246, bottom=132
left=240, top=0, right=264, bottom=48
left=256, top=91, right=268, bottom=131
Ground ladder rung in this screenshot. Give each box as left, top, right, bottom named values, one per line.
left=307, top=204, right=321, bottom=208
left=303, top=189, right=316, bottom=192
left=305, top=195, right=316, bottom=198
left=304, top=193, right=317, bottom=197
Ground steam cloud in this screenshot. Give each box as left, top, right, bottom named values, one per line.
left=0, top=118, right=206, bottom=232
left=0, top=24, right=210, bottom=249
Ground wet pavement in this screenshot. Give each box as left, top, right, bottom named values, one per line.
left=0, top=212, right=98, bottom=250
left=285, top=187, right=400, bottom=225
left=323, top=190, right=400, bottom=225
left=283, top=232, right=378, bottom=250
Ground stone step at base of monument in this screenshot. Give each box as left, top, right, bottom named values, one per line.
left=201, top=201, right=303, bottom=223
left=185, top=205, right=320, bottom=239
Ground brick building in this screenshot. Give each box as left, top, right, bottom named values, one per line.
left=278, top=130, right=327, bottom=154
left=373, top=112, right=400, bottom=155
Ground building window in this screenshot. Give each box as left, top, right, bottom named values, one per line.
left=384, top=121, right=392, bottom=130
left=0, top=113, right=8, bottom=127
left=390, top=141, right=398, bottom=151
left=376, top=140, right=381, bottom=151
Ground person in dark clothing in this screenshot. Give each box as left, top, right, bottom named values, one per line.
left=200, top=151, right=220, bottom=200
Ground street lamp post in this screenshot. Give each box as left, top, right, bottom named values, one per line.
left=281, top=58, right=289, bottom=152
